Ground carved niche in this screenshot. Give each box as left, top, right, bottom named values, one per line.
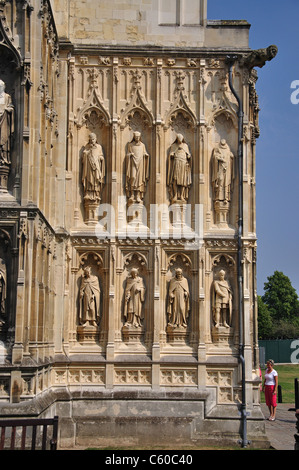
left=75, top=66, right=111, bottom=225
left=120, top=68, right=153, bottom=227
left=77, top=252, right=103, bottom=344
left=166, top=253, right=191, bottom=344
left=121, top=251, right=148, bottom=344
left=211, top=254, right=235, bottom=346
left=211, top=138, right=234, bottom=225
left=0, top=226, right=12, bottom=344
left=125, top=131, right=150, bottom=205
left=209, top=108, right=237, bottom=227
left=81, top=133, right=106, bottom=224
left=163, top=69, right=196, bottom=232
left=0, top=3, right=21, bottom=197
left=166, top=133, right=192, bottom=205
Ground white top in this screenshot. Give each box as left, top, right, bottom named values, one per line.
left=264, top=369, right=278, bottom=386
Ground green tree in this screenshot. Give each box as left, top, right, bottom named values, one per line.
left=257, top=295, right=273, bottom=339
left=262, top=271, right=299, bottom=322
left=270, top=319, right=299, bottom=339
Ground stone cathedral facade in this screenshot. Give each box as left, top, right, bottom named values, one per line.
left=0, top=0, right=277, bottom=448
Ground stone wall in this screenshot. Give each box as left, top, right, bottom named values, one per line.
left=51, top=0, right=249, bottom=48
left=0, top=0, right=277, bottom=449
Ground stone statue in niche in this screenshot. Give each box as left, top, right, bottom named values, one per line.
left=124, top=268, right=145, bottom=328
left=167, top=268, right=190, bottom=328
left=211, top=139, right=234, bottom=225
left=212, top=269, right=233, bottom=328
left=79, top=266, right=101, bottom=327
left=0, top=258, right=6, bottom=315
left=82, top=133, right=105, bottom=203
left=125, top=131, right=150, bottom=204
left=0, top=80, right=14, bottom=164
left=167, top=133, right=192, bottom=204
left=0, top=258, right=6, bottom=332
left=211, top=139, right=234, bottom=203
left=0, top=80, right=14, bottom=193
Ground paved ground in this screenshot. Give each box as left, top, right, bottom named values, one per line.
left=261, top=403, right=298, bottom=450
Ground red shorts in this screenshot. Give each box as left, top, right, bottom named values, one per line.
left=265, top=385, right=277, bottom=407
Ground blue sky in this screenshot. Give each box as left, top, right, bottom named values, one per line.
left=207, top=1, right=299, bottom=296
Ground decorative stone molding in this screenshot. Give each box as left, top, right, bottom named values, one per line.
left=54, top=367, right=105, bottom=385
left=114, top=368, right=151, bottom=385
left=206, top=368, right=240, bottom=403
left=160, top=368, right=197, bottom=386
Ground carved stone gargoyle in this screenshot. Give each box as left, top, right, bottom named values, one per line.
left=244, top=45, right=278, bottom=70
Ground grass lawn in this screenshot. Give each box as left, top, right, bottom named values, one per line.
left=260, top=363, right=299, bottom=404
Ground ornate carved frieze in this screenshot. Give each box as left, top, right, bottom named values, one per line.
left=160, top=368, right=197, bottom=386
left=54, top=367, right=105, bottom=386
left=206, top=368, right=240, bottom=403
left=114, top=368, right=151, bottom=385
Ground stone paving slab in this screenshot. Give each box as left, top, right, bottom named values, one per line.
left=261, top=403, right=297, bottom=450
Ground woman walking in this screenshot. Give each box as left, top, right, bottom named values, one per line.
left=262, top=359, right=278, bottom=421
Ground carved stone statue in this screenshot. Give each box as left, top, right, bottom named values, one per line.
left=212, top=270, right=233, bottom=328
left=124, top=268, right=145, bottom=327
left=0, top=258, right=6, bottom=316
left=125, top=131, right=150, bottom=204
left=0, top=79, right=14, bottom=166
left=167, top=134, right=192, bottom=204
left=79, top=266, right=101, bottom=327
left=244, top=45, right=278, bottom=70
left=82, top=133, right=105, bottom=202
left=167, top=268, right=190, bottom=328
left=211, top=139, right=234, bottom=203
